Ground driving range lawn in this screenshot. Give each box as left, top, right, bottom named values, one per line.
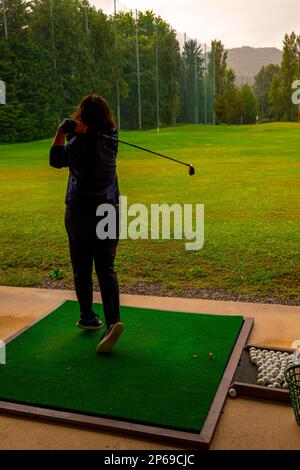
left=0, top=123, right=299, bottom=303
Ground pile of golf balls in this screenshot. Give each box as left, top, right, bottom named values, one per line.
left=249, top=347, right=295, bottom=389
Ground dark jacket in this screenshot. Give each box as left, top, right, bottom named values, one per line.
left=49, top=128, right=119, bottom=208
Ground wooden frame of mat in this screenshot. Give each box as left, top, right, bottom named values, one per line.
left=0, top=303, right=253, bottom=449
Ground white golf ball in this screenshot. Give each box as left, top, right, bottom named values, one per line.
left=228, top=388, right=237, bottom=398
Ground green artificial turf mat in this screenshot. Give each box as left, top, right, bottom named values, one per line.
left=0, top=301, right=243, bottom=432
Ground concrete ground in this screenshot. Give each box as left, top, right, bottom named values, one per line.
left=0, top=285, right=299, bottom=450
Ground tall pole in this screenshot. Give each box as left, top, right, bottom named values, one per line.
left=204, top=43, right=207, bottom=124
left=183, top=32, right=186, bottom=122
left=2, top=0, right=7, bottom=39
left=171, top=34, right=175, bottom=125
left=261, top=77, right=264, bottom=120
left=135, top=9, right=142, bottom=130
left=114, top=0, right=121, bottom=129
left=212, top=45, right=216, bottom=125
left=49, top=0, right=57, bottom=71
left=194, top=39, right=198, bottom=124
left=155, top=23, right=160, bottom=132
left=84, top=6, right=89, bottom=32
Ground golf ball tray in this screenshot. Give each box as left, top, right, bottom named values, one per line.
left=249, top=347, right=291, bottom=389
left=229, top=344, right=295, bottom=402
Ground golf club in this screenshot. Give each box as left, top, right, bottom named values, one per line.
left=101, top=133, right=195, bottom=176
left=59, top=119, right=195, bottom=176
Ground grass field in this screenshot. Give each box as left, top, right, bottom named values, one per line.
left=0, top=123, right=299, bottom=303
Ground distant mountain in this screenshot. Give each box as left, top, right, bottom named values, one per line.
left=175, top=37, right=282, bottom=86
left=227, top=46, right=282, bottom=85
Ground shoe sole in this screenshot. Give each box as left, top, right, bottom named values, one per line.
left=96, top=322, right=125, bottom=353
left=76, top=321, right=104, bottom=331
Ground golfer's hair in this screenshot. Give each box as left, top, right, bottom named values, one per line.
left=72, top=94, right=116, bottom=132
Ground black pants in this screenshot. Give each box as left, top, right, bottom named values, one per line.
left=65, top=204, right=120, bottom=327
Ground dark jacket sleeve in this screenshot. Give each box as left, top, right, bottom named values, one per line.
left=49, top=145, right=69, bottom=168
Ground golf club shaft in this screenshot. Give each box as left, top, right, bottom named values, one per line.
left=101, top=134, right=192, bottom=169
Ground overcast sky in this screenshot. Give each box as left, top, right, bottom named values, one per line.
left=92, top=0, right=300, bottom=49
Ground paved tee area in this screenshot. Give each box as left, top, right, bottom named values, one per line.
left=0, top=286, right=299, bottom=450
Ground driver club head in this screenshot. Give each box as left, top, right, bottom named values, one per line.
left=189, top=165, right=195, bottom=176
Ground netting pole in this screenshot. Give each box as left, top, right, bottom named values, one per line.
left=183, top=32, right=186, bottom=123
left=204, top=43, right=207, bottom=124
left=135, top=9, right=142, bottom=130
left=84, top=6, right=89, bottom=33
left=155, top=23, right=160, bottom=132
left=261, top=76, right=264, bottom=120
left=194, top=39, right=198, bottom=124
left=49, top=0, right=57, bottom=71
left=114, top=0, right=121, bottom=129
left=2, top=0, right=7, bottom=39
left=212, top=45, right=216, bottom=125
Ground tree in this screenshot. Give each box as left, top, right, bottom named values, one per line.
left=253, top=64, right=280, bottom=121
left=180, top=39, right=204, bottom=123
left=279, top=32, right=299, bottom=120
left=240, top=84, right=257, bottom=124
left=208, top=40, right=227, bottom=124
left=215, top=67, right=236, bottom=123
left=269, top=72, right=285, bottom=121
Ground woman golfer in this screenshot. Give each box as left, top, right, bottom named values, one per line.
left=49, top=94, right=124, bottom=353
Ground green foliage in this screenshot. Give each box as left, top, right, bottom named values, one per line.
left=0, top=1, right=182, bottom=141
left=49, top=267, right=65, bottom=280
left=215, top=67, right=236, bottom=123
left=240, top=84, right=257, bottom=124
left=253, top=64, right=280, bottom=121
left=1, top=1, right=299, bottom=140
left=279, top=32, right=300, bottom=120
left=210, top=44, right=257, bottom=125
left=179, top=39, right=204, bottom=123
left=257, top=32, right=300, bottom=123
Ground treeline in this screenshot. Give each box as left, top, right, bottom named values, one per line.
left=253, top=32, right=300, bottom=121
left=207, top=40, right=257, bottom=125
left=0, top=0, right=181, bottom=142
left=0, top=0, right=297, bottom=143
left=0, top=0, right=259, bottom=142
left=0, top=0, right=183, bottom=141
